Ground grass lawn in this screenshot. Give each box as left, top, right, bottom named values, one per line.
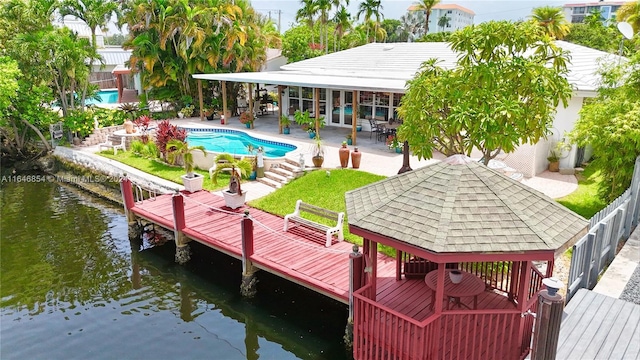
left=98, top=150, right=230, bottom=191
left=249, top=169, right=392, bottom=254
left=557, top=165, right=607, bottom=219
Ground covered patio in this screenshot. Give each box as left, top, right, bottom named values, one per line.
left=344, top=155, right=588, bottom=359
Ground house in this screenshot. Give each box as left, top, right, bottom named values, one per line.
left=562, top=1, right=629, bottom=23
left=407, top=3, right=475, bottom=33
left=194, top=41, right=623, bottom=177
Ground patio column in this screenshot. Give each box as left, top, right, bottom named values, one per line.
left=314, top=88, right=320, bottom=136
left=277, top=85, right=283, bottom=134
left=198, top=80, right=204, bottom=121
left=248, top=83, right=254, bottom=128
left=222, top=81, right=228, bottom=124
left=352, top=90, right=358, bottom=145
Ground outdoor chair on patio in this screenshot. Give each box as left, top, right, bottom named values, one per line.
left=368, top=118, right=386, bottom=141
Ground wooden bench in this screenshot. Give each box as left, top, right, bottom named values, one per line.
left=283, top=199, right=344, bottom=247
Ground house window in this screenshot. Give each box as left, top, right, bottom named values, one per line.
left=573, top=6, right=585, bottom=14
left=288, top=87, right=300, bottom=111
left=359, top=91, right=373, bottom=119
left=302, top=87, right=314, bottom=112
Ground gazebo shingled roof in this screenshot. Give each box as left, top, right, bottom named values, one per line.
left=345, top=155, right=588, bottom=254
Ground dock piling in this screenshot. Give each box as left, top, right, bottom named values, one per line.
left=240, top=211, right=258, bottom=298
left=172, top=192, right=191, bottom=264
left=120, top=176, right=141, bottom=240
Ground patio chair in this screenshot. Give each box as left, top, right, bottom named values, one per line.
left=98, top=136, right=126, bottom=155
left=368, top=118, right=385, bottom=141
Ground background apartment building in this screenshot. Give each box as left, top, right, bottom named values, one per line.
left=408, top=3, right=475, bottom=34
left=562, top=1, right=628, bottom=23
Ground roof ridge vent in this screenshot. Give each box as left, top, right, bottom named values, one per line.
left=443, top=154, right=474, bottom=165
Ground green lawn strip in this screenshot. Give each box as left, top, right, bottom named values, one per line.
left=556, top=165, right=607, bottom=219
left=97, top=150, right=230, bottom=191
left=248, top=169, right=398, bottom=256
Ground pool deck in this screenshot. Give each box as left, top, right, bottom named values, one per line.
left=166, top=114, right=578, bottom=200
left=77, top=112, right=578, bottom=201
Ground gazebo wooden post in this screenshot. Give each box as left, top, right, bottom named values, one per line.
left=314, top=88, right=320, bottom=136
left=198, top=80, right=204, bottom=121
left=508, top=261, right=521, bottom=301
left=277, top=85, right=283, bottom=134
left=395, top=250, right=402, bottom=281
left=352, top=91, right=358, bottom=145
left=516, top=261, right=533, bottom=349
left=370, top=240, right=378, bottom=299
left=222, top=81, right=228, bottom=124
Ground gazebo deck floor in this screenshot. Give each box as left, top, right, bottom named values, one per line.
left=375, top=277, right=517, bottom=322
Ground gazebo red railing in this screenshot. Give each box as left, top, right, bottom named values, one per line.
left=353, top=265, right=546, bottom=360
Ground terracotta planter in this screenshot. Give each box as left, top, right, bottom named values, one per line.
left=549, top=161, right=559, bottom=172
left=124, top=119, right=135, bottom=134
left=312, top=156, right=324, bottom=168
left=339, top=143, right=350, bottom=168
left=351, top=147, right=361, bottom=169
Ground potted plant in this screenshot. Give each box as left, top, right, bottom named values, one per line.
left=386, top=135, right=401, bottom=153
left=178, top=104, right=194, bottom=118
left=356, top=119, right=362, bottom=132
left=547, top=150, right=560, bottom=172
left=239, top=111, right=254, bottom=128
left=210, top=153, right=253, bottom=209
left=294, top=110, right=324, bottom=138
left=166, top=139, right=207, bottom=192
left=311, top=137, right=324, bottom=167
left=281, top=115, right=291, bottom=134
left=245, top=144, right=258, bottom=179
left=346, top=133, right=353, bottom=145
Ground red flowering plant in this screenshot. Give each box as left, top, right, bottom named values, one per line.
left=155, top=120, right=186, bottom=161
left=134, top=115, right=152, bottom=143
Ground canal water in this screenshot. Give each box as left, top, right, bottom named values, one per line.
left=0, top=181, right=351, bottom=360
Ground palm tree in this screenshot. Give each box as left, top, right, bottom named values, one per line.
left=584, top=9, right=604, bottom=27
left=357, top=0, right=383, bottom=42
left=296, top=0, right=317, bottom=47
left=400, top=10, right=425, bottom=41
left=616, top=0, right=640, bottom=33
left=412, top=0, right=440, bottom=35
left=530, top=6, right=570, bottom=39
left=437, top=14, right=450, bottom=32
left=332, top=6, right=351, bottom=51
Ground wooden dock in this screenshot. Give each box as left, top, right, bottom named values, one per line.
left=127, top=188, right=397, bottom=304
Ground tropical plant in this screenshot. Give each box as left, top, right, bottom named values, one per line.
left=570, top=50, right=640, bottom=201
left=296, top=0, right=317, bottom=48
left=386, top=135, right=401, bottom=150
left=357, top=0, right=383, bottom=42
left=280, top=114, right=291, bottom=128
left=58, top=0, right=119, bottom=50
left=155, top=120, right=186, bottom=160
left=397, top=21, right=573, bottom=165
left=166, top=139, right=206, bottom=177
left=412, top=0, right=440, bottom=35
left=617, top=0, right=640, bottom=33
left=210, top=153, right=253, bottom=184
left=311, top=136, right=324, bottom=158
left=332, top=6, right=351, bottom=51
left=400, top=10, right=425, bottom=41
left=530, top=6, right=570, bottom=39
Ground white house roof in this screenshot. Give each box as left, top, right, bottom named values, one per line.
left=94, top=48, right=132, bottom=66
left=193, top=41, right=624, bottom=94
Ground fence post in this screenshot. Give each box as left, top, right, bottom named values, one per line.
left=531, top=281, right=565, bottom=360
left=344, top=245, right=364, bottom=350
left=625, top=156, right=640, bottom=236
left=240, top=210, right=258, bottom=298
left=580, top=234, right=595, bottom=290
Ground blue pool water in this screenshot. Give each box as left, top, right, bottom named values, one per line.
left=86, top=90, right=119, bottom=105
left=186, top=130, right=297, bottom=158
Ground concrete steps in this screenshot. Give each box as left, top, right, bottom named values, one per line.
left=257, top=157, right=305, bottom=189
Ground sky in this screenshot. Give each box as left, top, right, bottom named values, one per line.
left=250, top=0, right=569, bottom=33
left=104, top=0, right=570, bottom=36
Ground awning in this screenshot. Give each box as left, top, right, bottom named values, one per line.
left=193, top=70, right=409, bottom=93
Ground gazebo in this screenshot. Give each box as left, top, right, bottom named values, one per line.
left=345, top=155, right=588, bottom=360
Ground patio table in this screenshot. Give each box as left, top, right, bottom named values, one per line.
left=425, top=269, right=486, bottom=310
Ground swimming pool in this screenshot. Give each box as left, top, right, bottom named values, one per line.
left=186, top=129, right=297, bottom=158
left=86, top=90, right=119, bottom=105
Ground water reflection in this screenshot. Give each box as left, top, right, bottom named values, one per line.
left=1, top=182, right=350, bottom=360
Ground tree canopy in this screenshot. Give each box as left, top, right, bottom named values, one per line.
left=530, top=6, right=569, bottom=39
left=397, top=21, right=573, bottom=164
left=570, top=44, right=640, bottom=201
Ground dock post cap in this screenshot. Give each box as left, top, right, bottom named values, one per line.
left=352, top=244, right=359, bottom=253
left=244, top=209, right=250, bottom=217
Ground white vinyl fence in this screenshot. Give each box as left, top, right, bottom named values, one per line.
left=566, top=156, right=640, bottom=303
